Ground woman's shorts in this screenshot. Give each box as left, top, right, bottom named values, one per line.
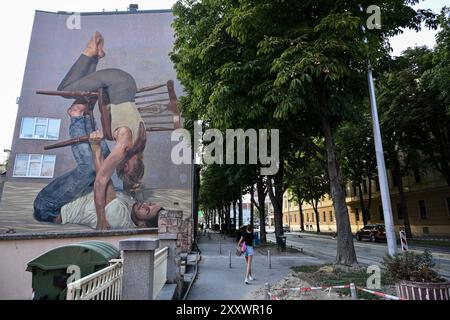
left=245, top=245, right=254, bottom=257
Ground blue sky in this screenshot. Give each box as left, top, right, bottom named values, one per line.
left=0, top=0, right=448, bottom=161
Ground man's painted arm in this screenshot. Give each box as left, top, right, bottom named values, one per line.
left=93, top=140, right=128, bottom=230
left=89, top=131, right=116, bottom=207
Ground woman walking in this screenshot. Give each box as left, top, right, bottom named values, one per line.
left=237, top=225, right=255, bottom=284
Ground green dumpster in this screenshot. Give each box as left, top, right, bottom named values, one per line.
left=26, top=241, right=120, bottom=300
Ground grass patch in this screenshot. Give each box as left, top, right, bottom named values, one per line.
left=297, top=231, right=335, bottom=237
left=409, top=240, right=450, bottom=248
left=291, top=265, right=322, bottom=273
left=291, top=264, right=395, bottom=300
left=256, top=241, right=302, bottom=254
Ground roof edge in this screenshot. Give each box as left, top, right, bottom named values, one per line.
left=35, top=9, right=173, bottom=16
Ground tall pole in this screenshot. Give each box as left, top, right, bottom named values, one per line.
left=367, top=64, right=397, bottom=256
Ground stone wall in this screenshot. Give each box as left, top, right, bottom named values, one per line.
left=158, top=210, right=192, bottom=253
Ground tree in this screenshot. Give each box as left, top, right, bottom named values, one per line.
left=378, top=47, right=434, bottom=238
left=252, top=174, right=269, bottom=243
left=418, top=9, right=450, bottom=186
left=172, top=0, right=433, bottom=265
left=336, top=107, right=377, bottom=226
left=286, top=149, right=329, bottom=233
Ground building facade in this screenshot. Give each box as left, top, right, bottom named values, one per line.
left=0, top=8, right=193, bottom=233
left=279, top=169, right=450, bottom=237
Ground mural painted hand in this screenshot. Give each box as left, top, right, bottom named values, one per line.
left=89, top=130, right=104, bottom=146
left=96, top=217, right=111, bottom=230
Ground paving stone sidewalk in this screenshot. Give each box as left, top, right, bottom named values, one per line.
left=187, top=231, right=326, bottom=300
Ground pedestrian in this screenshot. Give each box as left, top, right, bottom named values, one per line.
left=237, top=224, right=255, bottom=284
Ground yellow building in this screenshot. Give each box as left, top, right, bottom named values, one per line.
left=279, top=169, right=450, bottom=237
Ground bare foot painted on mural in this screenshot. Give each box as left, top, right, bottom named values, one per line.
left=97, top=32, right=105, bottom=59
left=67, top=103, right=88, bottom=117
left=83, top=31, right=101, bottom=58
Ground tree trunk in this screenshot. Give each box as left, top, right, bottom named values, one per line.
left=295, top=189, right=305, bottom=231
left=313, top=202, right=321, bottom=233
left=367, top=177, right=372, bottom=221
left=239, top=188, right=244, bottom=226
left=192, top=165, right=200, bottom=245
left=233, top=199, right=237, bottom=231
left=322, top=117, right=358, bottom=266
left=250, top=184, right=253, bottom=225
left=226, top=204, right=231, bottom=235
left=430, top=118, right=450, bottom=186
left=299, top=201, right=305, bottom=232
left=358, top=184, right=369, bottom=226
left=267, top=161, right=285, bottom=246
left=254, top=177, right=267, bottom=243
left=393, top=153, right=412, bottom=239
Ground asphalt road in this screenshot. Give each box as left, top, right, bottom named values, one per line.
left=266, top=231, right=450, bottom=279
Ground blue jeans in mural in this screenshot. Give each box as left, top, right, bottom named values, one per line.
left=33, top=116, right=110, bottom=223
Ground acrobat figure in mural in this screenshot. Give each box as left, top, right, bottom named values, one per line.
left=54, top=31, right=146, bottom=229
left=33, top=111, right=162, bottom=230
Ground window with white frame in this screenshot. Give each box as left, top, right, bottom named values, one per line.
left=13, top=154, right=56, bottom=178
left=20, top=117, right=61, bottom=140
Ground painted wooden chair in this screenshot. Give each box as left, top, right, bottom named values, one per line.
left=36, top=80, right=181, bottom=152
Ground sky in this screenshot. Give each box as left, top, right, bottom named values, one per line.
left=0, top=0, right=448, bottom=162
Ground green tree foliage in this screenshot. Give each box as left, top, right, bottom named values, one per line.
left=376, top=8, right=449, bottom=237
left=418, top=9, right=450, bottom=185
left=172, top=0, right=434, bottom=265
left=336, top=106, right=377, bottom=226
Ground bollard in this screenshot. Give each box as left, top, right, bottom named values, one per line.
left=219, top=239, right=222, bottom=255
left=350, top=283, right=358, bottom=300
left=229, top=250, right=231, bottom=269
left=268, top=250, right=272, bottom=269
left=265, top=283, right=271, bottom=300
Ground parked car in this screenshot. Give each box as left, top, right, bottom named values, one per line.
left=355, top=224, right=386, bottom=242
left=283, top=224, right=291, bottom=233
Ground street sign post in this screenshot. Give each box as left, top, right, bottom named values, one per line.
left=400, top=230, right=408, bottom=252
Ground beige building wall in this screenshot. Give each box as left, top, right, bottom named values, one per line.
left=280, top=169, right=450, bottom=237
left=0, top=231, right=158, bottom=300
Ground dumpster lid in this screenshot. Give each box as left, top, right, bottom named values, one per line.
left=26, top=241, right=120, bottom=272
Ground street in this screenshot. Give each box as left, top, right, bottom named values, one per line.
left=266, top=231, right=450, bottom=279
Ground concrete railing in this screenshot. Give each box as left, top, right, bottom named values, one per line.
left=153, top=247, right=169, bottom=299
left=120, top=238, right=168, bottom=300
left=66, top=260, right=123, bottom=300
left=66, top=241, right=169, bottom=300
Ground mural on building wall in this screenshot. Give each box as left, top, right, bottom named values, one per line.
left=32, top=32, right=181, bottom=231
left=0, top=12, right=191, bottom=234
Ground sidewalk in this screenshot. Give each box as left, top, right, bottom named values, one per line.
left=187, top=231, right=326, bottom=300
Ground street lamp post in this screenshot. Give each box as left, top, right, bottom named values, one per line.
left=367, top=63, right=397, bottom=256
